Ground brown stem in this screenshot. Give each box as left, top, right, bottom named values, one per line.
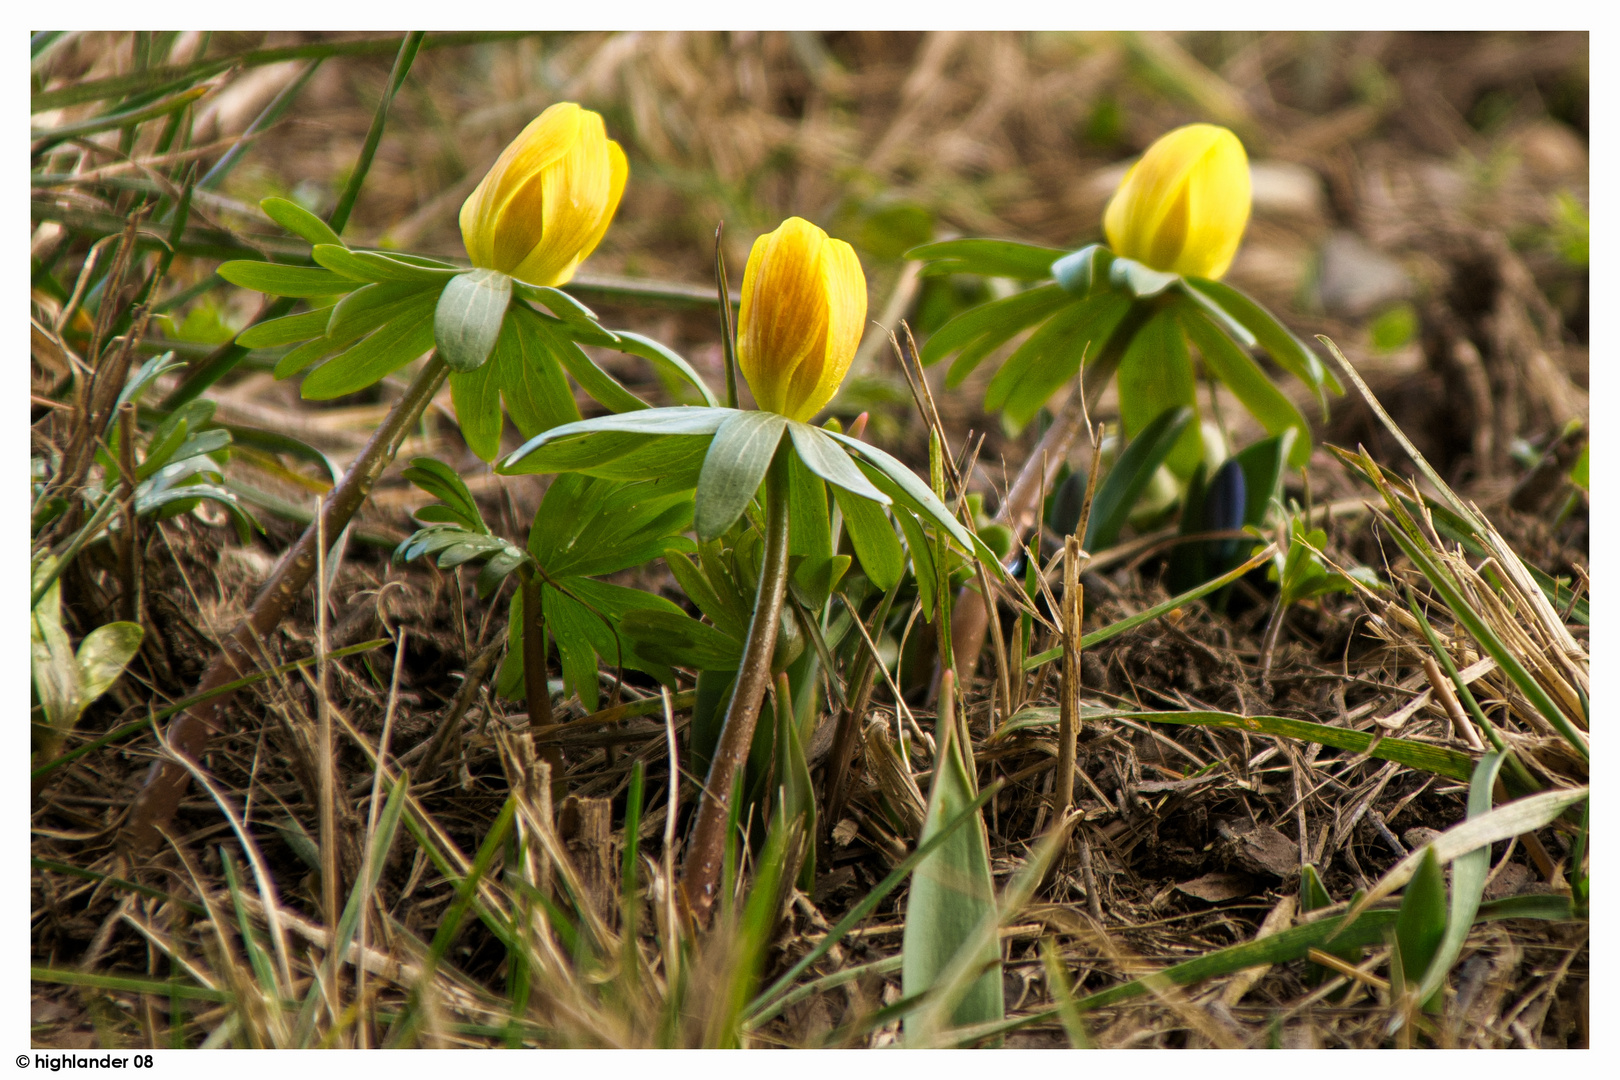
left=1055, top=535, right=1081, bottom=819
left=681, top=448, right=792, bottom=925
left=521, top=574, right=564, bottom=798
left=945, top=297, right=1157, bottom=688
left=120, top=353, right=449, bottom=855
left=315, top=507, right=340, bottom=939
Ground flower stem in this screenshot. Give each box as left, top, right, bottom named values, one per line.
left=121, top=353, right=450, bottom=854
left=681, top=448, right=792, bottom=924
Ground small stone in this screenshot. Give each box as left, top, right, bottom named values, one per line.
left=1250, top=161, right=1328, bottom=220
left=1316, top=230, right=1412, bottom=319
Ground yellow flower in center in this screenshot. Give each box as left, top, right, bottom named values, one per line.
left=459, top=102, right=628, bottom=288
left=1103, top=123, right=1251, bottom=280
left=737, top=217, right=867, bottom=422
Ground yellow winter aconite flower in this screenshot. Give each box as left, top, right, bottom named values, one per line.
left=1103, top=123, right=1251, bottom=280
left=459, top=102, right=628, bottom=288
left=737, top=217, right=867, bottom=422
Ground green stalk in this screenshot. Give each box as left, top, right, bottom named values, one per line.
left=681, top=448, right=792, bottom=925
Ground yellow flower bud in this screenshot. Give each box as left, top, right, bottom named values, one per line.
left=1102, top=123, right=1251, bottom=280
left=737, top=217, right=867, bottom=422
left=459, top=102, right=628, bottom=288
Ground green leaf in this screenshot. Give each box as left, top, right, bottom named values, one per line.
left=903, top=694, right=1002, bottom=1039
left=1083, top=404, right=1194, bottom=551
left=775, top=679, right=817, bottom=891
left=1227, top=429, right=1296, bottom=529
left=326, top=280, right=432, bottom=342
left=1300, top=865, right=1332, bottom=913
left=833, top=483, right=904, bottom=591
left=448, top=354, right=503, bottom=461
left=545, top=580, right=684, bottom=710
left=1393, top=847, right=1447, bottom=1006
left=985, top=293, right=1120, bottom=424
left=115, top=352, right=186, bottom=410
left=328, top=247, right=458, bottom=284
left=665, top=550, right=749, bottom=641
left=217, top=261, right=351, bottom=298
left=1116, top=306, right=1202, bottom=477
left=1108, top=255, right=1180, bottom=298
left=512, top=281, right=606, bottom=336
left=1185, top=277, right=1340, bottom=397
left=919, top=283, right=1069, bottom=372
left=535, top=316, right=647, bottom=413
left=496, top=305, right=582, bottom=440
left=581, top=435, right=712, bottom=486
left=1050, top=243, right=1117, bottom=297
left=788, top=453, right=837, bottom=608
left=824, top=431, right=980, bottom=558
left=1179, top=303, right=1310, bottom=466
left=29, top=561, right=76, bottom=731
left=310, top=243, right=394, bottom=282
left=300, top=301, right=437, bottom=400
left=434, top=268, right=512, bottom=373
left=401, top=457, right=487, bottom=533
left=273, top=336, right=342, bottom=380
left=234, top=307, right=332, bottom=349
left=906, top=238, right=1069, bottom=279
left=787, top=422, right=889, bottom=505
left=259, top=196, right=343, bottom=248
left=695, top=411, right=787, bottom=542
left=529, top=474, right=694, bottom=579
left=619, top=608, right=743, bottom=671
left=893, top=505, right=938, bottom=618
left=612, top=330, right=719, bottom=406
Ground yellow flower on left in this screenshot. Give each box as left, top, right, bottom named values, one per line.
left=737, top=217, right=867, bottom=422
left=459, top=102, right=628, bottom=288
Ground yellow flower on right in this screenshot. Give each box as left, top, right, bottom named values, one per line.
left=1103, top=123, right=1251, bottom=280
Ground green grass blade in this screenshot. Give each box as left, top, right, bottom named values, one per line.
left=745, top=780, right=1002, bottom=1024
left=327, top=32, right=423, bottom=235
left=902, top=690, right=1002, bottom=1043
left=1024, top=545, right=1275, bottom=669
left=1380, top=518, right=1587, bottom=760
left=32, top=967, right=233, bottom=1004
left=292, top=771, right=409, bottom=1046
left=1414, top=751, right=1505, bottom=1007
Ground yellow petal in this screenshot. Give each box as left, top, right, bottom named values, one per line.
left=782, top=237, right=866, bottom=421
left=1102, top=123, right=1250, bottom=280
left=738, top=218, right=830, bottom=416
left=1175, top=133, right=1250, bottom=278
left=513, top=110, right=615, bottom=286
left=459, top=103, right=582, bottom=271
left=540, top=138, right=629, bottom=288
